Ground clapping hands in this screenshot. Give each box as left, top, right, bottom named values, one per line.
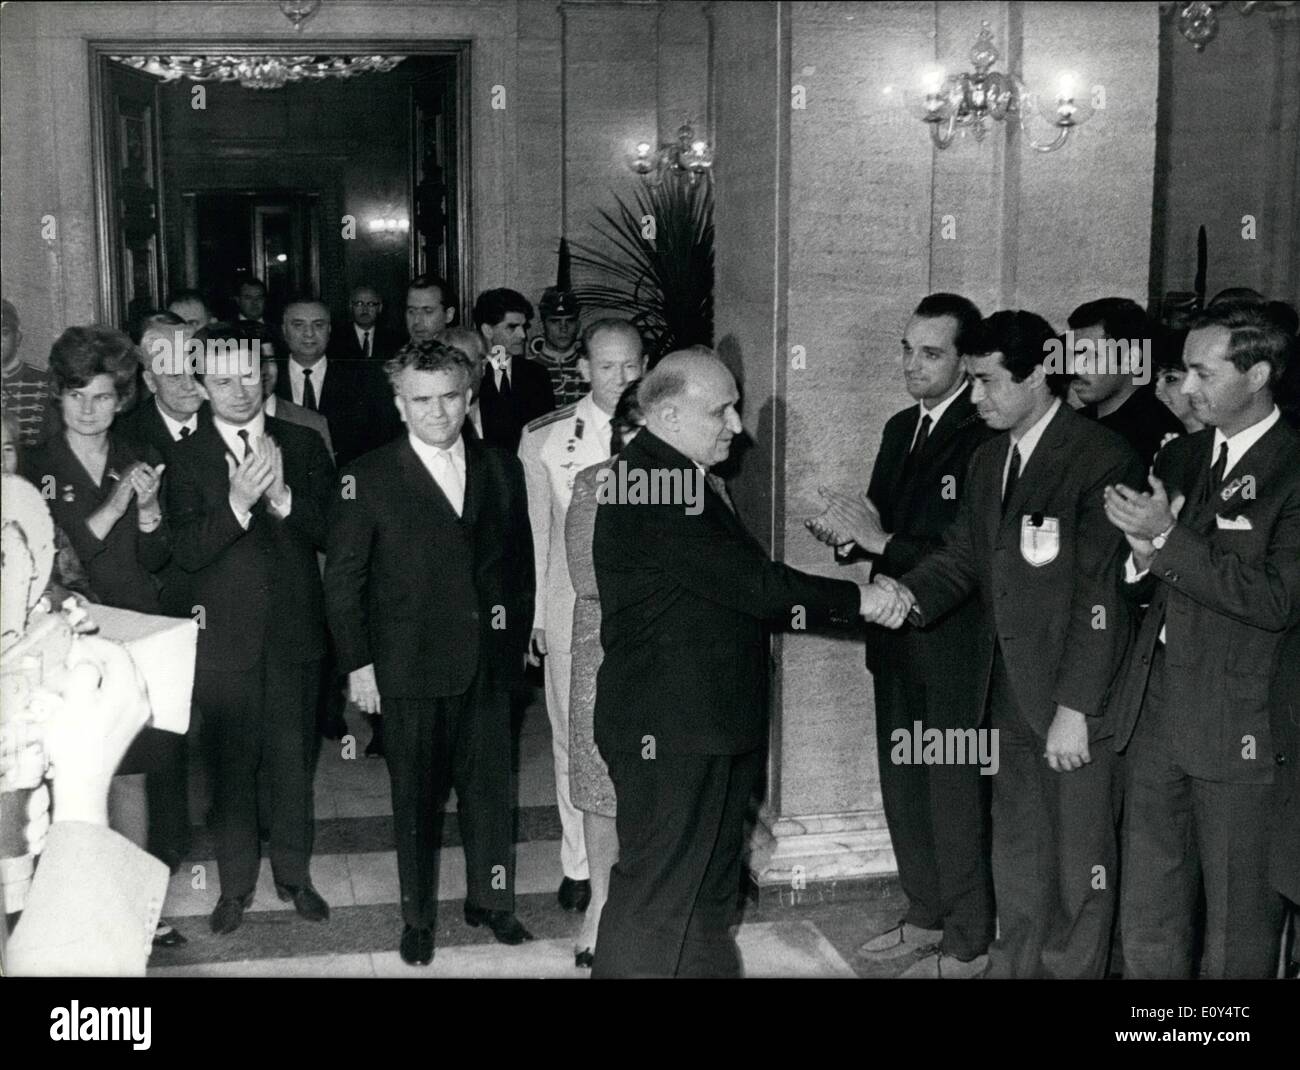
left=858, top=575, right=917, bottom=629
left=805, top=487, right=890, bottom=555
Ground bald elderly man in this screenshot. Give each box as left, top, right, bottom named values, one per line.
left=590, top=348, right=908, bottom=977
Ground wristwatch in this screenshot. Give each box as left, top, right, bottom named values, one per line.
left=1152, top=522, right=1176, bottom=551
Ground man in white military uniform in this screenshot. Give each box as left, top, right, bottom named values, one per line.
left=518, top=320, right=646, bottom=913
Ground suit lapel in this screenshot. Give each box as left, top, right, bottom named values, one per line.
left=396, top=436, right=462, bottom=525
left=895, top=389, right=981, bottom=514
left=460, top=430, right=484, bottom=529
left=1190, top=420, right=1293, bottom=532
left=1000, top=404, right=1070, bottom=528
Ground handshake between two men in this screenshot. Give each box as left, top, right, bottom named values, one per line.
left=805, top=486, right=918, bottom=629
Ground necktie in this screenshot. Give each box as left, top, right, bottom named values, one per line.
left=178, top=425, right=192, bottom=439
left=1202, top=440, right=1229, bottom=505
left=302, top=368, right=317, bottom=411
left=707, top=472, right=736, bottom=514
left=1001, top=443, right=1021, bottom=515
left=362, top=331, right=371, bottom=358
left=902, top=412, right=931, bottom=482
left=911, top=413, right=932, bottom=458
left=435, top=449, right=465, bottom=516
left=237, top=429, right=250, bottom=461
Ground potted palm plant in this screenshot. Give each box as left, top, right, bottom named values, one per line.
left=567, top=177, right=714, bottom=364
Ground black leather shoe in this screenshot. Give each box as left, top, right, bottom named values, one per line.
left=557, top=877, right=592, bottom=913
left=575, top=947, right=594, bottom=969
left=210, top=893, right=252, bottom=935
left=152, top=923, right=187, bottom=948
left=400, top=925, right=434, bottom=966
left=275, top=880, right=330, bottom=922
left=463, top=902, right=534, bottom=944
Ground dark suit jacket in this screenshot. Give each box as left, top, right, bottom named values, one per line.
left=860, top=386, right=998, bottom=726
left=901, top=402, right=1144, bottom=739
left=1080, top=384, right=1185, bottom=469
left=21, top=432, right=169, bottom=615
left=478, top=355, right=555, bottom=453
left=324, top=431, right=535, bottom=699
left=1109, top=418, right=1300, bottom=783
left=593, top=429, right=862, bottom=756
left=115, top=398, right=208, bottom=616
left=164, top=415, right=335, bottom=673
left=327, top=321, right=400, bottom=364
left=1270, top=621, right=1300, bottom=904
left=275, top=355, right=400, bottom=468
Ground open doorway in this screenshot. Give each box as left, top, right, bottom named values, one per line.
left=90, top=42, right=469, bottom=334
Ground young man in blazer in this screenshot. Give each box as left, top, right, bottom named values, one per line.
left=473, top=288, right=555, bottom=452
left=1103, top=301, right=1300, bottom=978
left=165, top=326, right=336, bottom=935
left=325, top=340, right=536, bottom=966
left=883, top=311, right=1145, bottom=979
left=591, top=349, right=903, bottom=978
left=811, top=293, right=998, bottom=977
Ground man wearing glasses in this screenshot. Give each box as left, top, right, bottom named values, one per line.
left=330, top=285, right=399, bottom=365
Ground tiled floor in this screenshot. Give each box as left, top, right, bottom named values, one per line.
left=150, top=687, right=915, bottom=978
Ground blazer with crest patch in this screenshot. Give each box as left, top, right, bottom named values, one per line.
left=900, top=402, right=1144, bottom=739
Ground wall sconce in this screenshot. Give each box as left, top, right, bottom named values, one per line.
left=920, top=22, right=1092, bottom=153
left=627, top=124, right=714, bottom=184
left=367, top=216, right=410, bottom=236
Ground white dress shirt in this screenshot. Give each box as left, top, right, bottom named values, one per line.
left=287, top=356, right=327, bottom=408
left=157, top=406, right=198, bottom=442
left=354, top=325, right=373, bottom=356
left=911, top=379, right=969, bottom=450
left=409, top=432, right=466, bottom=516
left=1003, top=397, right=1062, bottom=496
left=213, top=410, right=291, bottom=527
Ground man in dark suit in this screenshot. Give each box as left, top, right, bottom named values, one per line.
left=591, top=349, right=899, bottom=978
left=166, top=325, right=335, bottom=935
left=328, top=285, right=399, bottom=364
left=234, top=277, right=284, bottom=360
left=325, top=340, right=537, bottom=966
left=473, top=288, right=555, bottom=452
left=1068, top=297, right=1184, bottom=467
left=811, top=293, right=997, bottom=977
left=1103, top=301, right=1300, bottom=978
left=275, top=296, right=399, bottom=468
left=883, top=311, right=1144, bottom=979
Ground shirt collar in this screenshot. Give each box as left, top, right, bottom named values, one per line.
left=1212, top=405, right=1281, bottom=477
left=355, top=324, right=371, bottom=342
left=156, top=402, right=198, bottom=441
left=916, top=380, right=968, bottom=431
left=290, top=355, right=327, bottom=380
left=1008, top=397, right=1062, bottom=470
left=213, top=409, right=266, bottom=458
left=578, top=392, right=613, bottom=432
left=408, top=430, right=466, bottom=466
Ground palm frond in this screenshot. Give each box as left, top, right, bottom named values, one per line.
left=569, top=178, right=714, bottom=363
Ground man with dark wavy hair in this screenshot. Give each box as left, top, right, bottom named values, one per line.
left=325, top=340, right=536, bottom=965
left=473, top=288, right=555, bottom=451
